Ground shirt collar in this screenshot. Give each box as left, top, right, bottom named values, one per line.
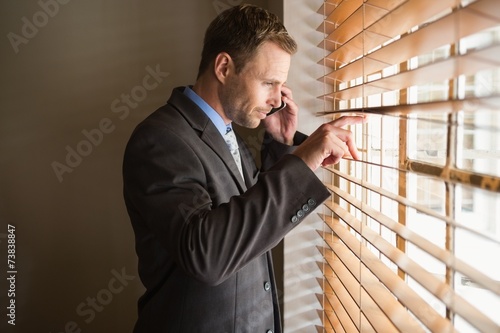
left=183, top=86, right=231, bottom=137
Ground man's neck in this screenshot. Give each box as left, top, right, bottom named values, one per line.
left=192, top=76, right=230, bottom=125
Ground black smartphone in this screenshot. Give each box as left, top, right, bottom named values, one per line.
left=267, top=100, right=286, bottom=116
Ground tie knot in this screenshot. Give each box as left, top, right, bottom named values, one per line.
left=225, top=129, right=237, bottom=149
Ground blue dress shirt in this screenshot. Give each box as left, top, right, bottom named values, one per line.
left=184, top=86, right=232, bottom=136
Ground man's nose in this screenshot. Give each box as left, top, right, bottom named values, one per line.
left=270, top=90, right=282, bottom=108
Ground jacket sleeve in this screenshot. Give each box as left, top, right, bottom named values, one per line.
left=123, top=125, right=330, bottom=286
left=260, top=131, right=308, bottom=171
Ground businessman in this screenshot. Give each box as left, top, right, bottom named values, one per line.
left=123, top=4, right=364, bottom=332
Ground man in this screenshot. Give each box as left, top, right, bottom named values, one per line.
left=123, top=4, right=364, bottom=333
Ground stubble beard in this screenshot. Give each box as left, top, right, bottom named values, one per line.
left=220, top=84, right=260, bottom=129
left=229, top=108, right=260, bottom=129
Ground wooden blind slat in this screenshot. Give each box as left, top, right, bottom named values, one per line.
left=324, top=309, right=346, bottom=333
left=366, top=0, right=406, bottom=11
left=315, top=322, right=333, bottom=333
left=321, top=204, right=500, bottom=333
left=368, top=44, right=499, bottom=90
left=320, top=247, right=363, bottom=328
left=321, top=230, right=422, bottom=332
left=317, top=38, right=340, bottom=54
left=319, top=244, right=361, bottom=305
left=405, top=159, right=500, bottom=193
left=324, top=5, right=391, bottom=49
left=321, top=0, right=462, bottom=68
left=367, top=0, right=500, bottom=72
left=316, top=94, right=500, bottom=116
left=321, top=224, right=442, bottom=332
left=325, top=0, right=500, bottom=82
left=319, top=234, right=398, bottom=333
left=321, top=254, right=377, bottom=333
left=324, top=278, right=360, bottom=333
left=317, top=0, right=342, bottom=17
left=322, top=43, right=500, bottom=101
left=325, top=0, right=363, bottom=28
left=325, top=6, right=364, bottom=47
left=366, top=0, right=456, bottom=39
left=320, top=30, right=390, bottom=68
left=470, top=0, right=500, bottom=21
left=322, top=283, right=347, bottom=333
left=316, top=150, right=500, bottom=194
left=322, top=0, right=499, bottom=72
left=325, top=183, right=500, bottom=296
left=324, top=166, right=500, bottom=244
left=316, top=21, right=333, bottom=36
left=315, top=0, right=500, bottom=331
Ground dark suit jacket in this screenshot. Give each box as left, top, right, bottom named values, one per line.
left=122, top=87, right=330, bottom=332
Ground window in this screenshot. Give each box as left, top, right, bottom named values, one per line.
left=317, top=0, right=500, bottom=332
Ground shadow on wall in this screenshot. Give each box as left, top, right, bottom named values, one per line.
left=0, top=0, right=267, bottom=332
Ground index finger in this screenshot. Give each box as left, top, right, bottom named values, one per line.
left=327, top=119, right=364, bottom=160
left=325, top=124, right=362, bottom=161
left=330, top=115, right=368, bottom=128
left=345, top=134, right=361, bottom=160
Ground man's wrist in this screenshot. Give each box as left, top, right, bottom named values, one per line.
left=266, top=132, right=301, bottom=146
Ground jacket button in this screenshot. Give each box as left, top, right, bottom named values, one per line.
left=264, top=281, right=271, bottom=291
left=302, top=204, right=310, bottom=212
left=296, top=209, right=304, bottom=218
left=266, top=330, right=274, bottom=333
left=307, top=198, right=316, bottom=207
left=291, top=215, right=299, bottom=223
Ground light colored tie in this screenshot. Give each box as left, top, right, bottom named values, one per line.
left=224, top=126, right=243, bottom=177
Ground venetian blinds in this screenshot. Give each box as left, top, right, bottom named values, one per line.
left=316, top=0, right=500, bottom=332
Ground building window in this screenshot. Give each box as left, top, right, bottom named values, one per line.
left=317, top=0, right=500, bottom=331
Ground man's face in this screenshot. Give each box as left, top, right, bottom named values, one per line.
left=221, top=42, right=291, bottom=128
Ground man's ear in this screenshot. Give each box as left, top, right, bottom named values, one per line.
left=214, top=52, right=233, bottom=84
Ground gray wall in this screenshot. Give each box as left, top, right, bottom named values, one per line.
left=0, top=1, right=268, bottom=332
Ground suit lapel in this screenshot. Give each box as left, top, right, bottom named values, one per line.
left=237, top=134, right=258, bottom=188
left=167, top=87, right=248, bottom=192
left=200, top=128, right=247, bottom=191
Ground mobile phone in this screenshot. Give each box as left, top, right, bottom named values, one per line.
left=267, top=100, right=286, bottom=116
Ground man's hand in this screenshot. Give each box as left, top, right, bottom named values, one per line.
left=292, top=115, right=366, bottom=171
left=262, top=85, right=298, bottom=145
